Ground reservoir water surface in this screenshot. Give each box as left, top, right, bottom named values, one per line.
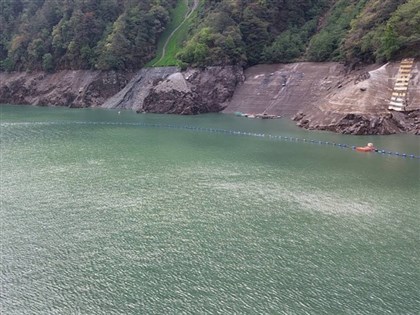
left=1, top=105, right=419, bottom=314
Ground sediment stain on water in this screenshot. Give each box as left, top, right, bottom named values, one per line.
left=1, top=105, right=419, bottom=314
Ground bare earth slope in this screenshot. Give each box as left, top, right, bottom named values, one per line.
left=102, top=66, right=243, bottom=114
left=0, top=66, right=242, bottom=116
left=224, top=61, right=420, bottom=134
left=0, top=61, right=418, bottom=134
left=102, top=67, right=179, bottom=111
left=224, top=63, right=345, bottom=117
left=0, top=71, right=132, bottom=108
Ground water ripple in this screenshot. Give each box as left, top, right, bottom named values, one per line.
left=1, top=113, right=419, bottom=314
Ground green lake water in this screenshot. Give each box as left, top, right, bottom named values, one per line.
left=1, top=104, right=419, bottom=314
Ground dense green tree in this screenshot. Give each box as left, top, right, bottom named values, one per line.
left=239, top=7, right=269, bottom=65
left=42, top=53, right=54, bottom=71
left=263, top=20, right=317, bottom=63
left=177, top=10, right=246, bottom=67
left=0, top=0, right=174, bottom=71
left=179, top=0, right=330, bottom=66
left=378, top=0, right=420, bottom=60
left=0, top=0, right=418, bottom=70
left=307, top=0, right=369, bottom=61
left=341, top=0, right=406, bottom=63
left=378, top=24, right=400, bottom=61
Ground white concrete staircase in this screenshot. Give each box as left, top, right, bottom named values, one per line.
left=389, top=58, right=415, bottom=111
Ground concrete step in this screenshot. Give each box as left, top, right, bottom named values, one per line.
left=391, top=97, right=404, bottom=102
left=389, top=101, right=404, bottom=106
left=388, top=58, right=414, bottom=112
left=388, top=105, right=405, bottom=111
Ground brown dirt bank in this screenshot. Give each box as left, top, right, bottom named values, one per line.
left=141, top=66, right=244, bottom=114
left=0, top=71, right=133, bottom=107
left=102, top=66, right=244, bottom=114
left=1, top=61, right=418, bottom=135
left=0, top=66, right=243, bottom=115
left=224, top=62, right=419, bottom=135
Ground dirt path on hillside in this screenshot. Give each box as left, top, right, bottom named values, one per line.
left=154, top=0, right=199, bottom=65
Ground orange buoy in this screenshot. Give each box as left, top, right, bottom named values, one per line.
left=356, top=143, right=375, bottom=152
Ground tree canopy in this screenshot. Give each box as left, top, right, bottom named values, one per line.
left=178, top=0, right=418, bottom=67
left=0, top=0, right=175, bottom=71
left=0, top=0, right=418, bottom=71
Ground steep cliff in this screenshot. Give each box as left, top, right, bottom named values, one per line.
left=0, top=66, right=243, bottom=115
left=102, top=66, right=243, bottom=114
left=142, top=66, right=244, bottom=114
left=0, top=71, right=132, bottom=107
left=101, top=67, right=179, bottom=111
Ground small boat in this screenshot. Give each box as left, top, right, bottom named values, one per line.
left=255, top=113, right=282, bottom=119
left=356, top=143, right=375, bottom=152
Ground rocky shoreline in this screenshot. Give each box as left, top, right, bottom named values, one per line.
left=0, top=62, right=419, bottom=135
left=142, top=67, right=244, bottom=115
left=0, top=71, right=133, bottom=108
left=293, top=111, right=420, bottom=135
left=0, top=66, right=244, bottom=115
left=225, top=61, right=419, bottom=135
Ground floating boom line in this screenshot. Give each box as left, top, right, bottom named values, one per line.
left=2, top=121, right=419, bottom=159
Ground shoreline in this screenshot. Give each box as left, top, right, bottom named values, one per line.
left=1, top=61, right=419, bottom=135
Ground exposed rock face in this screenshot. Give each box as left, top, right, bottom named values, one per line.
left=1, top=61, right=418, bottom=135
left=224, top=62, right=346, bottom=117
left=0, top=71, right=132, bottom=107
left=0, top=66, right=243, bottom=115
left=225, top=61, right=420, bottom=135
left=293, top=111, right=420, bottom=135
left=142, top=66, right=244, bottom=114
left=101, top=67, right=179, bottom=111
left=291, top=61, right=420, bottom=135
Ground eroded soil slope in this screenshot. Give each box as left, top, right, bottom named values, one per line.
left=0, top=71, right=132, bottom=107
left=1, top=61, right=418, bottom=134
left=224, top=61, right=420, bottom=134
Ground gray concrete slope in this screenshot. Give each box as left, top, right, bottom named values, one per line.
left=224, top=61, right=420, bottom=118
left=224, top=63, right=344, bottom=117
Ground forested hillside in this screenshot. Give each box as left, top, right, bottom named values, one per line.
left=1, top=0, right=419, bottom=72
left=179, top=0, right=420, bottom=67
left=0, top=0, right=176, bottom=71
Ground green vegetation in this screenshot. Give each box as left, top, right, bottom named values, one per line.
left=383, top=0, right=420, bottom=60
left=177, top=0, right=329, bottom=66
left=0, top=0, right=176, bottom=71
left=306, top=0, right=369, bottom=61
left=158, top=3, right=200, bottom=67
left=178, top=0, right=418, bottom=66
left=262, top=20, right=317, bottom=63
left=0, top=0, right=418, bottom=71
left=176, top=8, right=246, bottom=67
left=146, top=0, right=190, bottom=66
left=341, top=0, right=412, bottom=64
